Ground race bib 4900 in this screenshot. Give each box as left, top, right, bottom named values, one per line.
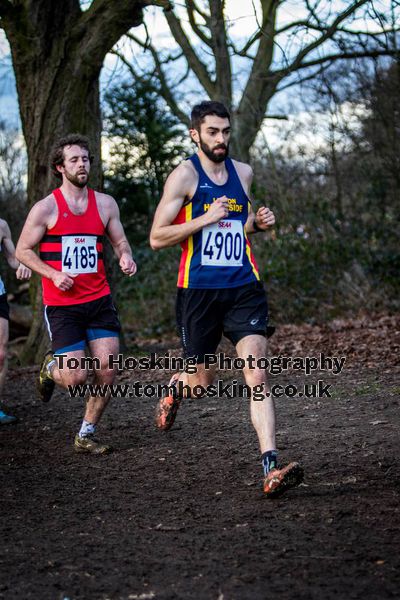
left=61, top=235, right=98, bottom=274
left=201, top=220, right=244, bottom=267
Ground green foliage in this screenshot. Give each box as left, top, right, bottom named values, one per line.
left=249, top=61, right=400, bottom=324
left=115, top=245, right=180, bottom=337
left=108, top=63, right=400, bottom=336
left=102, top=79, right=189, bottom=332
left=359, top=62, right=400, bottom=212
left=103, top=79, right=187, bottom=243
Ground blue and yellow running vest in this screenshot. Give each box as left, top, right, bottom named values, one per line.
left=174, top=154, right=260, bottom=289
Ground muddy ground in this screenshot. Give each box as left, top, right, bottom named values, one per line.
left=1, top=314, right=399, bottom=600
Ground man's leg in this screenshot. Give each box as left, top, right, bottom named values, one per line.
left=51, top=349, right=88, bottom=388
left=155, top=364, right=216, bottom=431
left=0, top=317, right=9, bottom=390
left=156, top=287, right=221, bottom=430
left=0, top=317, right=16, bottom=424
left=85, top=334, right=119, bottom=424
left=170, top=364, right=217, bottom=392
left=39, top=303, right=88, bottom=402
left=40, top=338, right=116, bottom=454
left=73, top=334, right=119, bottom=454
left=38, top=343, right=87, bottom=402
left=236, top=333, right=303, bottom=497
left=235, top=334, right=275, bottom=453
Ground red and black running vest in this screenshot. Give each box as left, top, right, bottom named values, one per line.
left=39, top=188, right=110, bottom=306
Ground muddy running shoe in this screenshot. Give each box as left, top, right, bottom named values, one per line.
left=0, top=410, right=18, bottom=425
left=74, top=434, right=112, bottom=455
left=38, top=351, right=56, bottom=403
left=263, top=462, right=304, bottom=497
left=155, top=377, right=181, bottom=431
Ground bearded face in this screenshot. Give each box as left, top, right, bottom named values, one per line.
left=199, top=135, right=229, bottom=164
left=63, top=168, right=89, bottom=188
left=190, top=115, right=231, bottom=163
left=58, top=144, right=91, bottom=187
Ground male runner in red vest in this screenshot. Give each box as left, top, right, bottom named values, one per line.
left=16, top=134, right=136, bottom=454
left=150, top=101, right=303, bottom=496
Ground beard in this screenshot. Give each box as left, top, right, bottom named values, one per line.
left=199, top=136, right=229, bottom=163
left=64, top=169, right=88, bottom=188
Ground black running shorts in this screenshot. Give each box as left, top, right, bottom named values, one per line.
left=0, top=293, right=9, bottom=321
left=176, top=281, right=269, bottom=362
left=44, top=294, right=121, bottom=354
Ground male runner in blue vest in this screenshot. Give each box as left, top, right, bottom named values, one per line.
left=150, top=101, right=303, bottom=497
left=0, top=219, right=31, bottom=424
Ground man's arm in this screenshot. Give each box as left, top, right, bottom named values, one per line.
left=100, top=194, right=136, bottom=277
left=233, top=161, right=276, bottom=234
left=150, top=162, right=229, bottom=250
left=0, top=219, right=31, bottom=280
left=245, top=206, right=276, bottom=234
left=16, top=200, right=75, bottom=291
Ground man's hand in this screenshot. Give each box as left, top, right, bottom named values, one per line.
left=16, top=264, right=31, bottom=280
left=51, top=272, right=75, bottom=291
left=204, top=196, right=229, bottom=225
left=119, top=253, right=137, bottom=277
left=255, top=206, right=275, bottom=230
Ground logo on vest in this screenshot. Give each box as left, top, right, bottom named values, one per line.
left=203, top=197, right=243, bottom=213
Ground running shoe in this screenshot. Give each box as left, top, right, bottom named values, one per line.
left=74, top=434, right=112, bottom=454
left=38, top=351, right=56, bottom=403
left=155, top=377, right=181, bottom=431
left=263, top=462, right=304, bottom=497
left=0, top=410, right=18, bottom=425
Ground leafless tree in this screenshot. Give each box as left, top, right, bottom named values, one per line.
left=117, top=0, right=399, bottom=159
left=0, top=0, right=170, bottom=361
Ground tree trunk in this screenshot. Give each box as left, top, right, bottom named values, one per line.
left=15, top=37, right=102, bottom=363
left=1, top=0, right=165, bottom=363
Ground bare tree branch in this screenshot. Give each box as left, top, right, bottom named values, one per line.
left=192, top=0, right=211, bottom=22
left=276, top=61, right=336, bottom=92
left=185, top=0, right=212, bottom=47
left=276, top=0, right=370, bottom=80
left=125, top=31, right=182, bottom=64
left=175, top=62, right=191, bottom=86
left=237, top=0, right=279, bottom=124
left=124, top=32, right=190, bottom=127
left=79, top=0, right=171, bottom=69
left=276, top=20, right=348, bottom=35
left=274, top=48, right=399, bottom=79
left=110, top=48, right=144, bottom=80
left=335, top=27, right=400, bottom=36
left=264, top=114, right=288, bottom=120
left=233, top=28, right=262, bottom=56
left=116, top=0, right=400, bottom=159
left=163, top=7, right=216, bottom=97
left=209, top=0, right=232, bottom=106
left=305, top=0, right=323, bottom=28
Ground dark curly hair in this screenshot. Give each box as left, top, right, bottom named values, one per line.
left=190, top=101, right=230, bottom=131
left=50, top=134, right=93, bottom=179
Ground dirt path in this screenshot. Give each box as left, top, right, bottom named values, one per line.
left=1, top=314, right=399, bottom=599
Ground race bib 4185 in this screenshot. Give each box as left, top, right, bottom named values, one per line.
left=61, top=235, right=98, bottom=274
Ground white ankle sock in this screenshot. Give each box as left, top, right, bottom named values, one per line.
left=79, top=420, right=96, bottom=438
